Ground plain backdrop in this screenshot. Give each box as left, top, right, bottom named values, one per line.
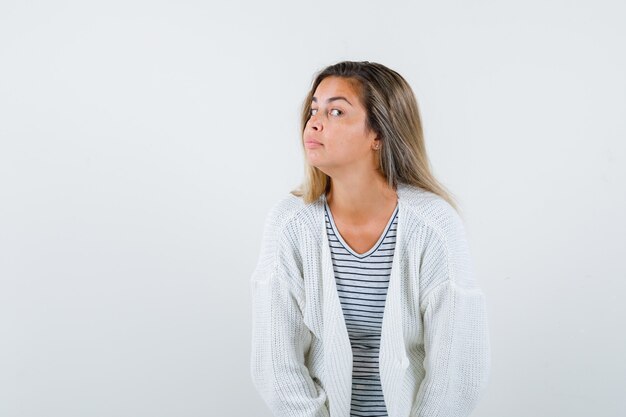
left=1, top=1, right=625, bottom=416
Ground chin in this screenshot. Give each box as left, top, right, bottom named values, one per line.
left=305, top=154, right=324, bottom=165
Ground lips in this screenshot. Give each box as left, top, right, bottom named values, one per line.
left=304, top=137, right=322, bottom=145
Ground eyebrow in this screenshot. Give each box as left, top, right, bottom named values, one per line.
left=312, top=96, right=353, bottom=106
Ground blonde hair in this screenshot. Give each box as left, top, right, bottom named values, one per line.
left=291, top=60, right=460, bottom=214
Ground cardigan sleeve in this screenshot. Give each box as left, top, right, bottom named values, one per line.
left=411, top=211, right=491, bottom=417
left=250, top=205, right=330, bottom=417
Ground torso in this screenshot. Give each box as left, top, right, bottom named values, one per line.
left=323, top=192, right=400, bottom=414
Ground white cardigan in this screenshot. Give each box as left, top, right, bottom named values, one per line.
left=250, top=182, right=490, bottom=417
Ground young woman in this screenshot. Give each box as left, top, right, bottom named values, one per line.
left=250, top=61, right=490, bottom=417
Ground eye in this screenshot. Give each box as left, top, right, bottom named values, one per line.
left=310, top=108, right=318, bottom=116
left=330, top=108, right=342, bottom=116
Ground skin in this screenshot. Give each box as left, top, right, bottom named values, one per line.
left=303, top=76, right=398, bottom=254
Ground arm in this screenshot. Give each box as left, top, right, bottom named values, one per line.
left=250, top=207, right=330, bottom=417
left=411, top=214, right=491, bottom=417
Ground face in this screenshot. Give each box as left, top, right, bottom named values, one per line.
left=303, top=76, right=379, bottom=174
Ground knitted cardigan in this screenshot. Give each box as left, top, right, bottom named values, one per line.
left=250, top=182, right=491, bottom=417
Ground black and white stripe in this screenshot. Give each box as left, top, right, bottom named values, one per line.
left=324, top=197, right=399, bottom=417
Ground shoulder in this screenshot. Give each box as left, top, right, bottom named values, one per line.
left=399, top=183, right=465, bottom=239
left=399, top=183, right=476, bottom=290
left=256, top=192, right=316, bottom=291
left=263, top=192, right=309, bottom=233
left=254, top=192, right=309, bottom=280
left=259, top=191, right=321, bottom=251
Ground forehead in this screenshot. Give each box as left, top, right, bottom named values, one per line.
left=313, top=76, right=361, bottom=99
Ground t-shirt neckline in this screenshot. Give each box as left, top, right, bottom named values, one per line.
left=323, top=195, right=398, bottom=258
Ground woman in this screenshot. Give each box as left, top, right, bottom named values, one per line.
left=250, top=61, right=490, bottom=417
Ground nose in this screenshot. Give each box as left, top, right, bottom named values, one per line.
left=309, top=113, right=323, bottom=131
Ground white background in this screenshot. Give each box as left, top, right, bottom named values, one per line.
left=1, top=1, right=624, bottom=416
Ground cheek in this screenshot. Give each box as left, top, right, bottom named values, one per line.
left=324, top=122, right=370, bottom=151
left=328, top=137, right=368, bottom=161
left=340, top=126, right=370, bottom=149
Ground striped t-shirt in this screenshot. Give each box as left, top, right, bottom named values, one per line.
left=323, top=196, right=399, bottom=417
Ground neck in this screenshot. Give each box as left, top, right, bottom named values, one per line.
left=326, top=174, right=397, bottom=223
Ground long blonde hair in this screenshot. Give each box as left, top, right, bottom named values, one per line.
left=291, top=60, right=460, bottom=214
